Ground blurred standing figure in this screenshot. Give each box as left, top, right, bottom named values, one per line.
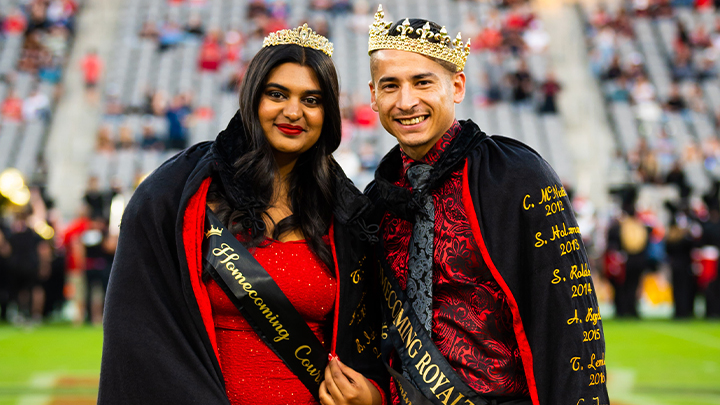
left=165, top=94, right=191, bottom=150
left=700, top=193, right=720, bottom=318
left=665, top=206, right=698, bottom=318
left=1, top=89, right=24, bottom=122
left=61, top=206, right=90, bottom=325
left=22, top=87, right=50, bottom=122
left=0, top=226, right=12, bottom=322
left=606, top=200, right=652, bottom=318
left=538, top=71, right=561, bottom=114
left=6, top=211, right=51, bottom=324
left=83, top=176, right=108, bottom=219
left=81, top=216, right=115, bottom=325
left=80, top=49, right=103, bottom=103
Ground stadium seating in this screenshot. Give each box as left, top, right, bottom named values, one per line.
left=82, top=0, right=575, bottom=193
left=580, top=1, right=720, bottom=195
left=0, top=0, right=79, bottom=180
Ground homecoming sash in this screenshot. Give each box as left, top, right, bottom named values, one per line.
left=377, top=243, right=490, bottom=405
left=202, top=207, right=328, bottom=399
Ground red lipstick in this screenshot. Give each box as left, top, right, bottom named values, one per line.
left=276, top=124, right=304, bottom=135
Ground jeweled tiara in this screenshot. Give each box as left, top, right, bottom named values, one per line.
left=263, top=23, right=334, bottom=57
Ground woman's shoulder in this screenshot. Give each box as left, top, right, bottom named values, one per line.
left=123, top=142, right=214, bottom=223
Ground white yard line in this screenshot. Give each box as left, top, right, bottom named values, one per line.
left=15, top=372, right=56, bottom=405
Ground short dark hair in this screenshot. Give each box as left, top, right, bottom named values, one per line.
left=370, top=18, right=459, bottom=77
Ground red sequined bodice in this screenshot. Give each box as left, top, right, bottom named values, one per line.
left=206, top=238, right=336, bottom=404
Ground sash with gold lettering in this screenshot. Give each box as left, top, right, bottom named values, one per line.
left=378, top=243, right=490, bottom=405
left=202, top=207, right=328, bottom=399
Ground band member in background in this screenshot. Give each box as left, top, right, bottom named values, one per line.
left=99, top=25, right=386, bottom=405
left=365, top=6, right=608, bottom=405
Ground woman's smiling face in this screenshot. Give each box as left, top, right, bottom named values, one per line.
left=258, top=62, right=325, bottom=168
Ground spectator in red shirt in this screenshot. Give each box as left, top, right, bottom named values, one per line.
left=2, top=8, right=26, bottom=35
left=1, top=89, right=23, bottom=122
left=198, top=30, right=224, bottom=72
left=224, top=30, right=243, bottom=63
left=61, top=207, right=90, bottom=325
left=475, top=27, right=504, bottom=50
left=538, top=71, right=562, bottom=114
left=80, top=49, right=103, bottom=103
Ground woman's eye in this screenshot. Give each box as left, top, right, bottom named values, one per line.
left=267, top=90, right=285, bottom=99
left=305, top=97, right=320, bottom=105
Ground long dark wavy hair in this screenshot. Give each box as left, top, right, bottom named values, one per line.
left=207, top=44, right=342, bottom=268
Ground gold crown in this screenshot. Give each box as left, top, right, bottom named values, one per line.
left=368, top=5, right=470, bottom=72
left=205, top=225, right=222, bottom=238
left=263, top=23, right=334, bottom=57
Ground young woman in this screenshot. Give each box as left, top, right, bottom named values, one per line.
left=98, top=25, right=386, bottom=405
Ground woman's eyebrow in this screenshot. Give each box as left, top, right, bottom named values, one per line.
left=266, top=83, right=322, bottom=96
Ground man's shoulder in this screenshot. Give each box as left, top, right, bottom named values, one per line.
left=467, top=133, right=556, bottom=183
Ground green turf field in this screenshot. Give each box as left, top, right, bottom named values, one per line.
left=0, top=324, right=102, bottom=405
left=0, top=320, right=718, bottom=404
left=605, top=320, right=720, bottom=405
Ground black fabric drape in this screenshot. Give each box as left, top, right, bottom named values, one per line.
left=369, top=120, right=609, bottom=405
left=99, top=113, right=387, bottom=404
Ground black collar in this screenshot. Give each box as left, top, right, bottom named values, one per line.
left=372, top=119, right=487, bottom=221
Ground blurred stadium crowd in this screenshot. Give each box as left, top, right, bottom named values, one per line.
left=1, top=0, right=720, bottom=326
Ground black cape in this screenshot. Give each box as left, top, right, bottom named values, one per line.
left=368, top=120, right=610, bottom=405
left=98, top=113, right=387, bottom=404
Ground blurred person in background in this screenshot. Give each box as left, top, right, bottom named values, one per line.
left=99, top=24, right=386, bottom=405
left=81, top=215, right=115, bottom=325
left=537, top=71, right=561, bottom=114
left=83, top=176, right=108, bottom=219
left=6, top=210, right=51, bottom=324
left=1, top=89, right=23, bottom=122
left=184, top=12, right=205, bottom=38
left=61, top=204, right=89, bottom=325
left=665, top=202, right=700, bottom=319
left=198, top=29, right=225, bottom=72
left=165, top=93, right=192, bottom=150
left=606, top=189, right=654, bottom=318
left=22, top=86, right=50, bottom=122
left=80, top=49, right=103, bottom=103
left=2, top=7, right=27, bottom=35
left=699, top=188, right=720, bottom=318
left=18, top=30, right=48, bottom=74
left=0, top=226, right=11, bottom=322
left=42, top=232, right=66, bottom=319
left=158, top=20, right=184, bottom=51
left=140, top=122, right=165, bottom=151
left=115, top=124, right=136, bottom=150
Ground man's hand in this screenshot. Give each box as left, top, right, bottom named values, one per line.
left=319, top=356, right=382, bottom=405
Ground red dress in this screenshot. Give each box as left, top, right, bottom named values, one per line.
left=206, top=238, right=336, bottom=404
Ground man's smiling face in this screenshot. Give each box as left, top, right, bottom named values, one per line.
left=369, top=49, right=465, bottom=160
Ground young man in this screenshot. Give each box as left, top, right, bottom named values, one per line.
left=365, top=6, right=609, bottom=405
